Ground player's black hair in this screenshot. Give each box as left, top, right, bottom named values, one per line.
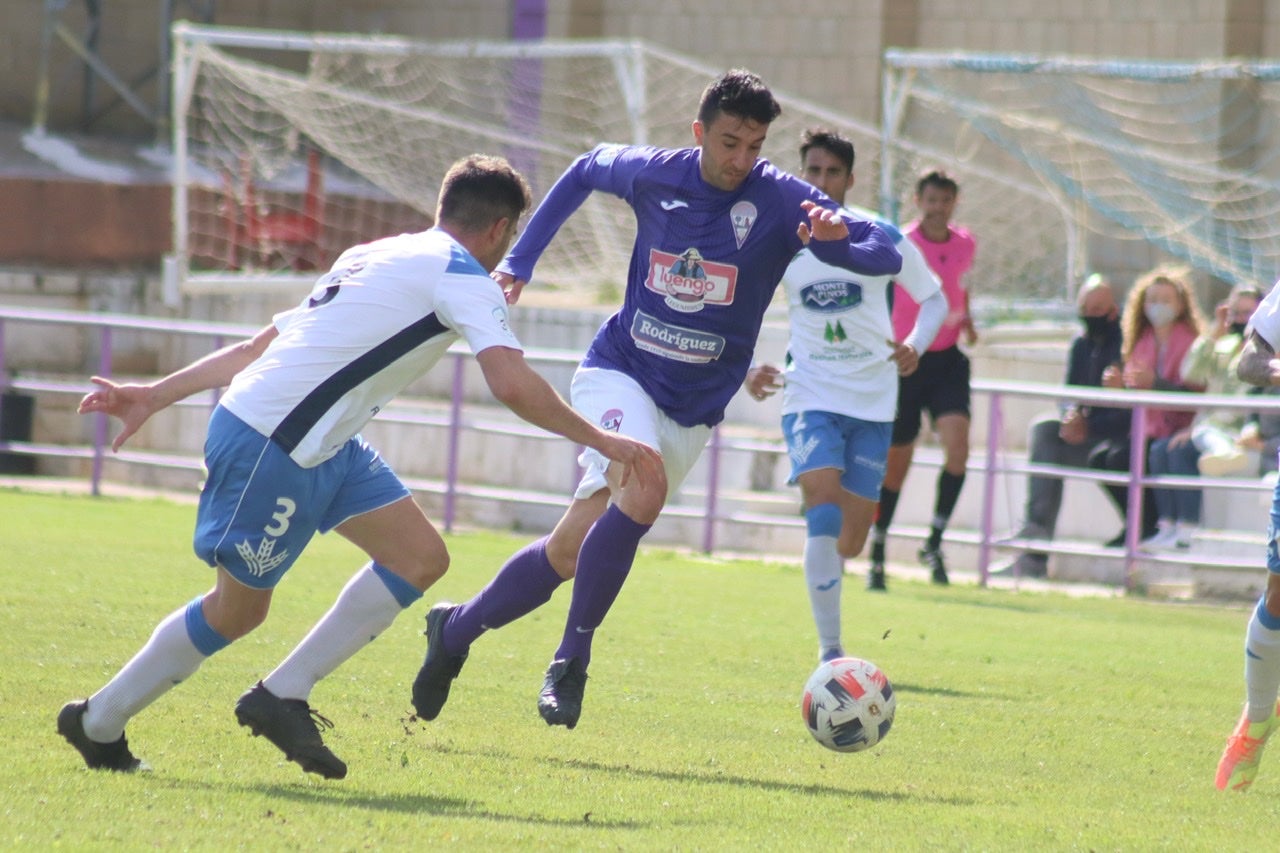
left=437, top=154, right=532, bottom=232
left=915, top=168, right=960, bottom=198
left=799, top=128, right=855, bottom=172
left=697, top=69, right=782, bottom=127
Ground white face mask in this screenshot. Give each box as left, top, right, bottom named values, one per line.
left=1144, top=302, right=1177, bottom=328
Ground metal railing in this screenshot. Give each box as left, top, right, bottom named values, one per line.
left=2, top=305, right=1277, bottom=592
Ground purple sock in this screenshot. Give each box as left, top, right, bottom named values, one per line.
left=443, top=537, right=565, bottom=655
left=554, top=504, right=651, bottom=668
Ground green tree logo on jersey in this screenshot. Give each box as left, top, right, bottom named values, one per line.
left=823, top=320, right=848, bottom=343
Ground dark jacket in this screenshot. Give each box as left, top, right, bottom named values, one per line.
left=1064, top=318, right=1128, bottom=442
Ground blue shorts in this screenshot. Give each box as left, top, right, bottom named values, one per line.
left=193, top=406, right=410, bottom=589
left=781, top=411, right=891, bottom=500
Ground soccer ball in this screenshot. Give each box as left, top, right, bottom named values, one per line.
left=801, top=656, right=896, bottom=753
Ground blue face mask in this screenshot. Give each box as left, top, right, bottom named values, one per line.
left=1143, top=302, right=1177, bottom=328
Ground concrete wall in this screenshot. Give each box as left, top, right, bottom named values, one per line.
left=5, top=1, right=1277, bottom=138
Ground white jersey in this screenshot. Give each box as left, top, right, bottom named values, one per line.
left=779, top=206, right=942, bottom=422
left=219, top=228, right=521, bottom=467
left=1249, top=278, right=1280, bottom=350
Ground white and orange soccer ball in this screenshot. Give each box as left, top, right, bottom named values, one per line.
left=801, top=656, right=896, bottom=753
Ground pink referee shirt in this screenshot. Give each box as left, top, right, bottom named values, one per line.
left=892, top=221, right=976, bottom=351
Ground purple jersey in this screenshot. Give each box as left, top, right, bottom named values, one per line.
left=498, top=144, right=901, bottom=427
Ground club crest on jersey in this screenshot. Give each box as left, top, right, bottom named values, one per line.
left=801, top=279, right=863, bottom=314
left=730, top=201, right=757, bottom=249
left=645, top=247, right=738, bottom=313
left=600, top=408, right=624, bottom=432
left=491, top=306, right=515, bottom=339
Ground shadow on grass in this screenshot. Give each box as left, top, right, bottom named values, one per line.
left=146, top=775, right=651, bottom=829
left=892, top=681, right=1015, bottom=700
left=424, top=741, right=968, bottom=806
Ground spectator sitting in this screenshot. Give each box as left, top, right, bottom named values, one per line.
left=1180, top=284, right=1265, bottom=477
left=1112, top=265, right=1207, bottom=550
left=995, top=273, right=1127, bottom=579
left=1236, top=387, right=1280, bottom=475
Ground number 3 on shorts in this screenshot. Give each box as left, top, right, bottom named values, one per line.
left=264, top=497, right=297, bottom=537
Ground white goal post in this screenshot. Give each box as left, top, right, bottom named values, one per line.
left=168, top=24, right=1076, bottom=311
left=882, top=50, right=1280, bottom=306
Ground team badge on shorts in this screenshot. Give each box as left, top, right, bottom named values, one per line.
left=600, top=408, right=624, bottom=432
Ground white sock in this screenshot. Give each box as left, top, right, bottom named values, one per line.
left=262, top=564, right=407, bottom=701
left=1245, top=600, right=1280, bottom=722
left=83, top=606, right=209, bottom=742
left=804, top=535, right=843, bottom=653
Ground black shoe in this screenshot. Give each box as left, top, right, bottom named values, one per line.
left=57, top=700, right=143, bottom=772
left=411, top=602, right=468, bottom=721
left=919, top=547, right=950, bottom=585
left=234, top=682, right=347, bottom=780
left=866, top=563, right=887, bottom=592
left=537, top=658, right=588, bottom=729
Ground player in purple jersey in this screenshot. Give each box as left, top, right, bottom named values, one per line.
left=412, top=70, right=902, bottom=729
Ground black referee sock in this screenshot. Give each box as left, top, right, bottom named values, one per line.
left=875, top=487, right=900, bottom=534
left=926, top=470, right=966, bottom=551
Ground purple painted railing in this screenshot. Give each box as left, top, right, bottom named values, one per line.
left=2, top=306, right=1277, bottom=589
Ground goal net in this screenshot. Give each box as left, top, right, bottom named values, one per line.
left=882, top=50, right=1280, bottom=308
left=170, top=24, right=1066, bottom=309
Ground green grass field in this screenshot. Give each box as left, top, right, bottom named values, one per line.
left=2, top=487, right=1278, bottom=849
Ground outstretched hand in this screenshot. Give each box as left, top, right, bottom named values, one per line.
left=76, top=376, right=158, bottom=452
left=598, top=433, right=664, bottom=491
left=796, top=200, right=851, bottom=245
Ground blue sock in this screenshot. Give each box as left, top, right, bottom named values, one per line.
left=185, top=596, right=230, bottom=656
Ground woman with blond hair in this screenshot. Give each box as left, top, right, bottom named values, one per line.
left=1097, top=265, right=1208, bottom=549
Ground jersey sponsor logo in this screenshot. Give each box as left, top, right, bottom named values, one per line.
left=600, top=408, right=624, bottom=432
left=631, top=311, right=726, bottom=363
left=730, top=201, right=757, bottom=248
left=800, top=279, right=863, bottom=313
left=660, top=199, right=689, bottom=211
left=645, top=247, right=738, bottom=313
left=824, top=320, right=848, bottom=343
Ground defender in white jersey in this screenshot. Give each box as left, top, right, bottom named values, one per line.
left=56, top=155, right=661, bottom=780
left=746, top=129, right=945, bottom=662
left=1216, top=278, right=1280, bottom=791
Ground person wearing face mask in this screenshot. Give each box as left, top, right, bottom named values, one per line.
left=1094, top=265, right=1207, bottom=551
left=994, top=274, right=1129, bottom=579
left=1178, top=284, right=1265, bottom=477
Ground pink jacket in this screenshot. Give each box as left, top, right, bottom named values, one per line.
left=1128, top=322, right=1204, bottom=439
